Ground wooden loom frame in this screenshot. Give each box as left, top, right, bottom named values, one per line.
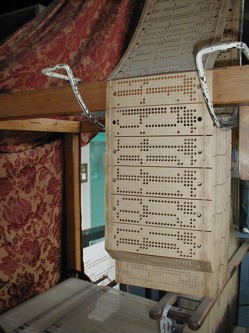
left=0, top=64, right=249, bottom=328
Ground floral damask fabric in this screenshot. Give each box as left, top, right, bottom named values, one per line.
left=0, top=0, right=143, bottom=314
left=0, top=139, right=63, bottom=312
left=0, top=0, right=142, bottom=145
left=0, top=0, right=139, bottom=92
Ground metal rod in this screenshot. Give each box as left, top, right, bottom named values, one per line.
left=42, top=64, right=105, bottom=130
left=196, top=41, right=249, bottom=129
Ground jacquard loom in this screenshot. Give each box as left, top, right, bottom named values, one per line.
left=0, top=0, right=249, bottom=332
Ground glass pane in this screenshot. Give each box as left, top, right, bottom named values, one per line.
left=90, top=133, right=106, bottom=228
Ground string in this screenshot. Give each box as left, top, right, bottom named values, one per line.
left=160, top=305, right=172, bottom=333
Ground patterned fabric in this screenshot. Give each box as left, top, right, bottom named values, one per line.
left=0, top=0, right=138, bottom=92
left=0, top=139, right=63, bottom=312
left=0, top=0, right=143, bottom=313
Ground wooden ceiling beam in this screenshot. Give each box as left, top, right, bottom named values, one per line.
left=0, top=65, right=249, bottom=122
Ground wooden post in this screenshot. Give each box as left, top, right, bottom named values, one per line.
left=239, top=106, right=249, bottom=180
left=64, top=133, right=82, bottom=271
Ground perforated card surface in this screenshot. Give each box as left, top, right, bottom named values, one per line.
left=108, top=166, right=212, bottom=200
left=105, top=94, right=231, bottom=297
left=108, top=72, right=207, bottom=109
left=215, top=0, right=241, bottom=67
left=109, top=0, right=229, bottom=79
left=105, top=222, right=216, bottom=266
left=105, top=0, right=235, bottom=298
left=107, top=251, right=212, bottom=273
left=107, top=103, right=213, bottom=137
left=106, top=194, right=213, bottom=231
left=116, top=260, right=224, bottom=298
left=105, top=79, right=231, bottom=297
left=107, top=136, right=213, bottom=168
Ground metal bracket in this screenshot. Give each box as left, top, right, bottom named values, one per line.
left=42, top=63, right=105, bottom=130
left=196, top=41, right=249, bottom=129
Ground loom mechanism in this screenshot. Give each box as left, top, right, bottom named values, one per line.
left=1, top=60, right=249, bottom=329
left=196, top=41, right=249, bottom=129
left=1, top=0, right=249, bottom=331
left=1, top=66, right=249, bottom=329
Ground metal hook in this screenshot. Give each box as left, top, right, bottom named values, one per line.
left=42, top=63, right=105, bottom=130
left=195, top=41, right=249, bottom=129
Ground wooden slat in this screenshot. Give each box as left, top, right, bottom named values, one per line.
left=239, top=106, right=249, bottom=180
left=64, top=133, right=82, bottom=271
left=0, top=118, right=81, bottom=133
left=1, top=66, right=249, bottom=121
left=149, top=292, right=179, bottom=319
left=0, top=118, right=105, bottom=133
left=0, top=80, right=106, bottom=120
left=226, top=239, right=249, bottom=277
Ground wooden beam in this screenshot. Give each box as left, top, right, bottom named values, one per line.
left=80, top=119, right=105, bottom=133
left=0, top=118, right=105, bottom=133
left=1, top=65, right=249, bottom=121
left=212, top=65, right=249, bottom=106
left=239, top=106, right=249, bottom=180
left=64, top=133, right=82, bottom=271
left=0, top=80, right=106, bottom=120
left=0, top=118, right=81, bottom=133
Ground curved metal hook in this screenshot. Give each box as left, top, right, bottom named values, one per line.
left=42, top=63, right=105, bottom=130
left=196, top=42, right=249, bottom=130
